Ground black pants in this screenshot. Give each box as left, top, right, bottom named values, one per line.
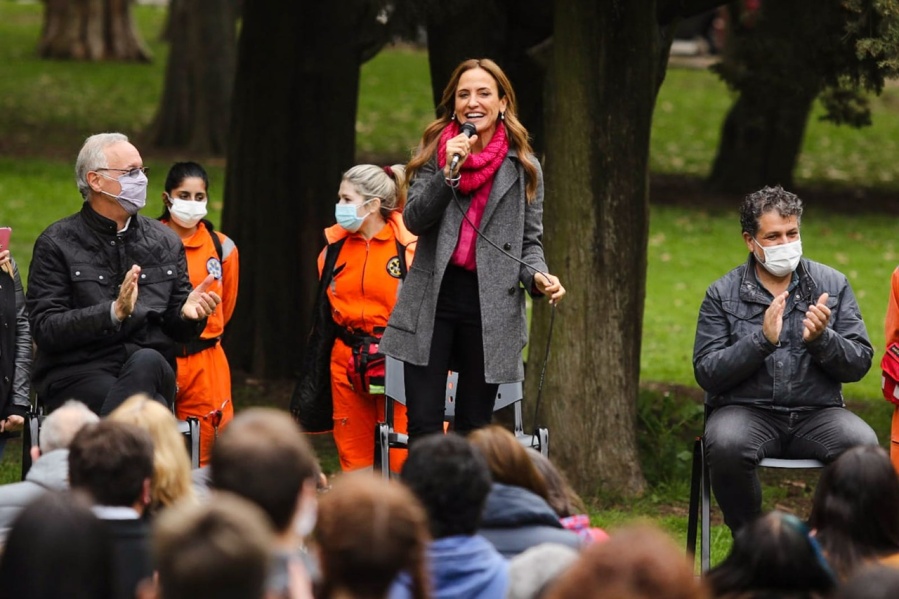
left=404, top=265, right=498, bottom=445
left=44, top=348, right=176, bottom=416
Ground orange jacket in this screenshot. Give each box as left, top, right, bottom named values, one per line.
left=173, top=221, right=239, bottom=339
left=886, top=267, right=899, bottom=347
left=318, top=213, right=415, bottom=334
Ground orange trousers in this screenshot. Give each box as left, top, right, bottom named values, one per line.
left=175, top=343, right=234, bottom=467
left=330, top=339, right=407, bottom=472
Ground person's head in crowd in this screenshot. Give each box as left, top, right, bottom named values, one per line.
left=707, top=511, right=836, bottom=599
left=146, top=492, right=274, bottom=599
left=210, top=408, right=319, bottom=543
left=33, top=399, right=99, bottom=461
left=0, top=491, right=114, bottom=599
left=526, top=448, right=587, bottom=518
left=159, top=161, right=209, bottom=230
left=68, top=420, right=154, bottom=513
left=108, top=393, right=195, bottom=512
left=337, top=164, right=407, bottom=237
left=808, top=445, right=899, bottom=579
left=401, top=432, right=492, bottom=538
left=835, top=564, right=899, bottom=599
left=542, top=525, right=704, bottom=599
left=75, top=132, right=148, bottom=219
left=468, top=425, right=549, bottom=500
left=316, top=474, right=430, bottom=599
left=507, top=543, right=579, bottom=599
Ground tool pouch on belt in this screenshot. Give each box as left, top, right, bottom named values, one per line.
left=882, top=342, right=899, bottom=406
left=344, top=332, right=386, bottom=395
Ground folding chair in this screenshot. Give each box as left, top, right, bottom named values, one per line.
left=374, top=356, right=549, bottom=479
left=685, top=428, right=824, bottom=573
left=21, top=398, right=201, bottom=480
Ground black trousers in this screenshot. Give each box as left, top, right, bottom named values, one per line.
left=404, top=265, right=498, bottom=445
left=44, top=348, right=176, bottom=416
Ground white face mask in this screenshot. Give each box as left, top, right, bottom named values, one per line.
left=168, top=196, right=208, bottom=229
left=753, top=237, right=802, bottom=277
left=294, top=500, right=317, bottom=538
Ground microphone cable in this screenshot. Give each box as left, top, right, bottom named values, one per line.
left=447, top=177, right=557, bottom=444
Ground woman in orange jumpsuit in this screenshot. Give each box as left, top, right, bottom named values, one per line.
left=319, top=164, right=415, bottom=472
left=160, top=162, right=239, bottom=466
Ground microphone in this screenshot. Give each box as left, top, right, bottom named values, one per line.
left=449, top=121, right=478, bottom=174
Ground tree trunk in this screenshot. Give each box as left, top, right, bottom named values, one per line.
left=424, top=0, right=552, bottom=152
left=705, top=0, right=826, bottom=195
left=145, top=0, right=237, bottom=155
left=530, top=0, right=670, bottom=498
left=222, top=0, right=385, bottom=378
left=707, top=90, right=816, bottom=194
left=39, top=0, right=152, bottom=61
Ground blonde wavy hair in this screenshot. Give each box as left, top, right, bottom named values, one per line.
left=109, top=394, right=196, bottom=511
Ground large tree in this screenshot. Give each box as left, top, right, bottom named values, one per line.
left=145, top=0, right=238, bottom=155
left=221, top=0, right=389, bottom=377
left=39, top=0, right=151, bottom=61
left=708, top=0, right=899, bottom=194
left=529, top=0, right=724, bottom=496
left=414, top=0, right=553, bottom=152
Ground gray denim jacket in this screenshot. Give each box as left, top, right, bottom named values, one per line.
left=693, top=255, right=872, bottom=410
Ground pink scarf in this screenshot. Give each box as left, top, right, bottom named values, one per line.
left=437, top=121, right=509, bottom=194
left=437, top=121, right=509, bottom=270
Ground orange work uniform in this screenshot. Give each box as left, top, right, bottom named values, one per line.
left=885, top=266, right=899, bottom=473
left=321, top=212, right=415, bottom=472
left=168, top=221, right=239, bottom=466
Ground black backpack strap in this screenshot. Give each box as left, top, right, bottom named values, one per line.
left=290, top=237, right=347, bottom=432
left=394, top=239, right=408, bottom=279
left=203, top=219, right=224, bottom=262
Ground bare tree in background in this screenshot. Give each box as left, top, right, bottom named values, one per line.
left=39, top=0, right=152, bottom=61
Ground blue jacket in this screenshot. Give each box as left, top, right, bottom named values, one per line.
left=478, top=482, right=583, bottom=558
left=693, top=255, right=872, bottom=410
left=390, top=534, right=508, bottom=599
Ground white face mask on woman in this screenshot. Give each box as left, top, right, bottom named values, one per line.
left=168, top=195, right=208, bottom=228
left=754, top=237, right=802, bottom=277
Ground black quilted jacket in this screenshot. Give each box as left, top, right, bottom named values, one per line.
left=26, top=202, right=203, bottom=398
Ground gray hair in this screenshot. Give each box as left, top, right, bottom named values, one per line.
left=40, top=400, right=99, bottom=453
left=342, top=164, right=407, bottom=219
left=75, top=132, right=129, bottom=199
left=739, top=185, right=803, bottom=237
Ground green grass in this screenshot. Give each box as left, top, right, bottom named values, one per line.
left=4, top=3, right=899, bottom=566
left=642, top=205, right=897, bottom=403
left=652, top=67, right=899, bottom=191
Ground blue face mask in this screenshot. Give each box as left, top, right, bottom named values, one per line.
left=335, top=200, right=373, bottom=233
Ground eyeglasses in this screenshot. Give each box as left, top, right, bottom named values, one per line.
left=96, top=167, right=149, bottom=178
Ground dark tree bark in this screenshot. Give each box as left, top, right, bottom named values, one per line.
left=39, top=0, right=152, bottom=61
left=423, top=0, right=552, bottom=152
left=222, top=0, right=388, bottom=378
left=528, top=0, right=718, bottom=497
left=708, top=90, right=816, bottom=195
left=145, top=0, right=237, bottom=155
left=707, top=0, right=846, bottom=194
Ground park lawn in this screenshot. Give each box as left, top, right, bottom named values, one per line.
left=4, top=2, right=899, bottom=567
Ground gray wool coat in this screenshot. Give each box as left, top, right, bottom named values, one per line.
left=379, top=149, right=549, bottom=384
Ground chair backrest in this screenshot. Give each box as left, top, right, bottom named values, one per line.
left=384, top=356, right=523, bottom=416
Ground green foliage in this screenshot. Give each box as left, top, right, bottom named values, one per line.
left=713, top=0, right=899, bottom=129
left=636, top=387, right=704, bottom=486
